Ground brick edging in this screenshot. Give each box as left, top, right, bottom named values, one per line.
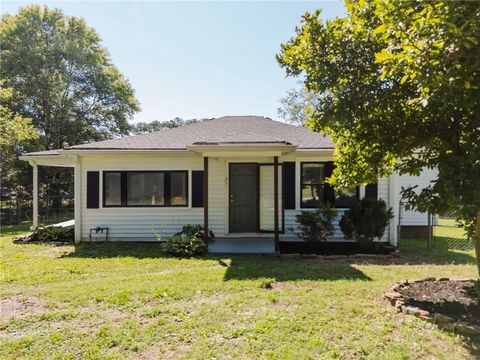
left=384, top=278, right=480, bottom=337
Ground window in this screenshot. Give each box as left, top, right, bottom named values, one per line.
left=103, top=171, right=188, bottom=207
left=104, top=172, right=122, bottom=206
left=334, top=186, right=359, bottom=208
left=301, top=163, right=325, bottom=208
left=127, top=172, right=164, bottom=206
left=170, top=172, right=187, bottom=206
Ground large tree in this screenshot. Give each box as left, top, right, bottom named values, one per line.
left=0, top=82, right=39, bottom=201
left=0, top=5, right=139, bottom=205
left=278, top=1, right=480, bottom=278
left=131, top=117, right=200, bottom=135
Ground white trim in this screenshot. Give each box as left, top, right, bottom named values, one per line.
left=389, top=173, right=398, bottom=246
left=29, top=161, right=39, bottom=229
left=74, top=156, right=82, bottom=243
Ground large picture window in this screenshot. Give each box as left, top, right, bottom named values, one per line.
left=301, top=162, right=325, bottom=208
left=103, top=171, right=188, bottom=207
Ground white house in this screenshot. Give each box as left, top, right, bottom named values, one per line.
left=19, top=116, right=436, bottom=252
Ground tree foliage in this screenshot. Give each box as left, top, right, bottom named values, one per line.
left=277, top=1, right=480, bottom=238
left=131, top=117, right=200, bottom=135
left=277, top=84, right=319, bottom=127
left=0, top=5, right=139, bottom=200
left=0, top=83, right=38, bottom=147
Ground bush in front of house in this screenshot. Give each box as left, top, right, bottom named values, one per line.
left=175, top=224, right=215, bottom=243
left=295, top=204, right=337, bottom=243
left=30, top=226, right=74, bottom=243
left=339, top=197, right=393, bottom=249
left=160, top=235, right=208, bottom=257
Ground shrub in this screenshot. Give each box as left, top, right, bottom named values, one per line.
left=175, top=224, right=215, bottom=243
left=295, top=204, right=337, bottom=243
left=161, top=235, right=208, bottom=257
left=30, top=226, right=74, bottom=243
left=339, top=197, right=393, bottom=249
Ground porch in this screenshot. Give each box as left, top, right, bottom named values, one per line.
left=208, top=237, right=276, bottom=254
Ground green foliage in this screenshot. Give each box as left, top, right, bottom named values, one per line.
left=0, top=82, right=38, bottom=147
left=30, top=226, right=74, bottom=243
left=339, top=198, right=393, bottom=249
left=295, top=204, right=337, bottom=243
left=131, top=117, right=200, bottom=135
left=277, top=84, right=319, bottom=127
left=277, top=0, right=480, bottom=277
left=0, top=5, right=140, bottom=199
left=160, top=235, right=208, bottom=257
left=174, top=224, right=215, bottom=243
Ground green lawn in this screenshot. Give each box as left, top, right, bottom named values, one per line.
left=0, top=222, right=478, bottom=359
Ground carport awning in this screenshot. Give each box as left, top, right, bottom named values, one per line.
left=19, top=150, right=76, bottom=167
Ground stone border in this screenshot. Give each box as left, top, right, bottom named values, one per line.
left=384, top=278, right=480, bottom=337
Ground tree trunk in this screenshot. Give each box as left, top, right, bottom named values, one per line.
left=475, top=211, right=480, bottom=296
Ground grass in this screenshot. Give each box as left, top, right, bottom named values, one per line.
left=0, top=221, right=478, bottom=359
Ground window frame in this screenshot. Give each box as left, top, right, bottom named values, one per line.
left=102, top=170, right=189, bottom=208
left=300, top=162, right=326, bottom=209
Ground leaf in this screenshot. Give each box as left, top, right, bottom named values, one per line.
left=464, top=81, right=471, bottom=89
left=373, top=24, right=386, bottom=35
left=400, top=75, right=409, bottom=85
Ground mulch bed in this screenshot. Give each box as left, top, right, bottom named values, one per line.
left=398, top=279, right=480, bottom=326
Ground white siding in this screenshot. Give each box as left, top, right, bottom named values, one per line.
left=259, top=165, right=283, bottom=231
left=78, top=152, right=394, bottom=243
left=395, top=168, right=438, bottom=226
left=81, top=154, right=204, bottom=241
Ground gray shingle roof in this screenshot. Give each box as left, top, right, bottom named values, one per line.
left=66, top=116, right=333, bottom=151
left=21, top=149, right=61, bottom=156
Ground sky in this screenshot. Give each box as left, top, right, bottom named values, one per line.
left=1, top=1, right=345, bottom=124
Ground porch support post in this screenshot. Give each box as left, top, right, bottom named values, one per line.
left=274, top=156, right=280, bottom=253
left=203, top=156, right=209, bottom=242
left=29, top=161, right=39, bottom=230
left=74, top=156, right=82, bottom=243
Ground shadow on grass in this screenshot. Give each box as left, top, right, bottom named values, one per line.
left=399, top=237, right=477, bottom=265
left=62, top=242, right=171, bottom=259
left=223, top=257, right=372, bottom=282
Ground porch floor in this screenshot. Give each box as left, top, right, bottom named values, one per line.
left=208, top=237, right=275, bottom=254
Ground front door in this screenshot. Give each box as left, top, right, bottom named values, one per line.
left=229, top=163, right=258, bottom=232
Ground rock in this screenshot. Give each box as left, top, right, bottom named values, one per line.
left=384, top=291, right=402, bottom=300
left=418, top=277, right=436, bottom=282
left=12, top=234, right=32, bottom=244
left=456, top=323, right=480, bottom=336
left=434, top=313, right=455, bottom=324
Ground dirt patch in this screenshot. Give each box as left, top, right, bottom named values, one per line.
left=0, top=294, right=48, bottom=322
left=398, top=280, right=480, bottom=326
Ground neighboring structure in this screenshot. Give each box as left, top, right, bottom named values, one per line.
left=19, top=116, right=436, bottom=250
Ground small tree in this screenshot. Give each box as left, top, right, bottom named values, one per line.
left=339, top=198, right=393, bottom=249
left=295, top=204, right=337, bottom=243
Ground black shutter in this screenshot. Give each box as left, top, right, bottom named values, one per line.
left=324, top=161, right=335, bottom=206
left=86, top=171, right=100, bottom=209
left=283, top=162, right=296, bottom=209
left=192, top=171, right=204, bottom=207
left=365, top=183, right=378, bottom=199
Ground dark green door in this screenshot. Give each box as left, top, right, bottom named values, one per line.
left=229, top=163, right=258, bottom=232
